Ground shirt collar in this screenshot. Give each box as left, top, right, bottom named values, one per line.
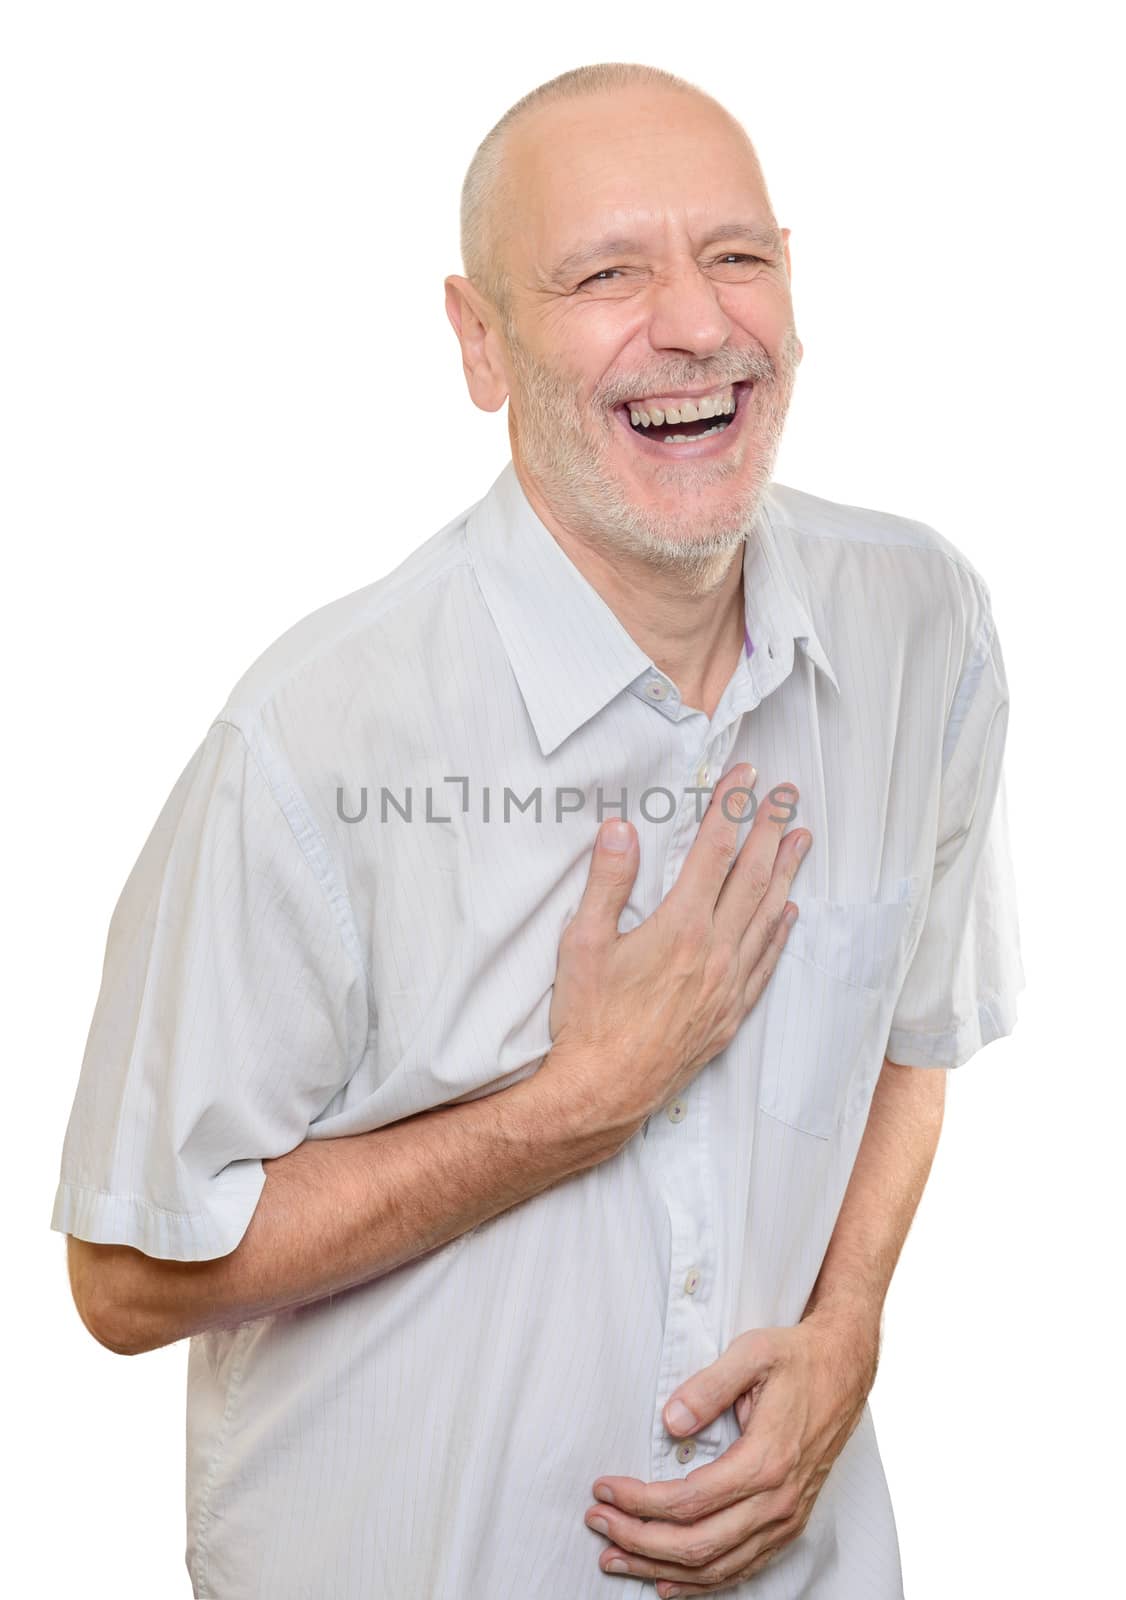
left=465, top=459, right=839, bottom=758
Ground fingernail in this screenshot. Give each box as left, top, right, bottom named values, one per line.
left=587, top=1516, right=609, bottom=1536
left=594, top=1484, right=615, bottom=1503
left=665, top=1399, right=697, bottom=1432
left=795, top=831, right=811, bottom=858
left=606, top=1558, right=629, bottom=1573
left=602, top=819, right=630, bottom=852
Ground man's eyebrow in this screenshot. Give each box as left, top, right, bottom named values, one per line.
left=547, top=222, right=784, bottom=282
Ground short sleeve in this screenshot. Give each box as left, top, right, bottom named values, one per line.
left=885, top=598, right=1025, bottom=1068
left=49, top=718, right=370, bottom=1261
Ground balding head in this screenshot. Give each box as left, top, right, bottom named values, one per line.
left=459, top=63, right=772, bottom=328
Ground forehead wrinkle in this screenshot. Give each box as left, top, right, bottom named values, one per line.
left=546, top=219, right=783, bottom=283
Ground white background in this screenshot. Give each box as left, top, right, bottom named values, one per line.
left=5, top=2, right=1121, bottom=1594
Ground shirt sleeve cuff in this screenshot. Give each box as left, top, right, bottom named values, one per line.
left=49, top=1159, right=267, bottom=1262
left=885, top=984, right=1024, bottom=1069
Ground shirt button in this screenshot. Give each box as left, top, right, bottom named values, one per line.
left=675, top=1440, right=697, bottom=1465
left=645, top=678, right=670, bottom=701
left=666, top=1099, right=686, bottom=1123
left=684, top=1268, right=700, bottom=1295
left=695, top=763, right=710, bottom=787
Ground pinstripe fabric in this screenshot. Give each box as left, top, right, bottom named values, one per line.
left=51, top=458, right=1024, bottom=1597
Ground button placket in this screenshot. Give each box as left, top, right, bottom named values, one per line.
left=642, top=809, right=723, bottom=1483
left=695, top=680, right=750, bottom=800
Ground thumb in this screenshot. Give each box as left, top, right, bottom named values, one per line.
left=663, top=1331, right=775, bottom=1436
left=572, top=818, right=639, bottom=936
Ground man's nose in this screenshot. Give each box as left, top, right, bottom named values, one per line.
left=643, top=265, right=732, bottom=360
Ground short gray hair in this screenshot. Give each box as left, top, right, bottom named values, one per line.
left=458, top=62, right=735, bottom=327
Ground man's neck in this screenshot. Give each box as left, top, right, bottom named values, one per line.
left=516, top=467, right=748, bottom=721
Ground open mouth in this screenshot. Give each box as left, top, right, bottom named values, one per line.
left=613, top=381, right=753, bottom=455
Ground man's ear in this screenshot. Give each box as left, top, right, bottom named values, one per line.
left=444, top=276, right=510, bottom=414
left=780, top=230, right=803, bottom=363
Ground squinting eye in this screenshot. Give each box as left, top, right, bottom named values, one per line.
left=576, top=255, right=766, bottom=290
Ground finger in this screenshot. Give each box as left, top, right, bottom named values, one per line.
left=735, top=829, right=810, bottom=982
left=712, top=781, right=804, bottom=944
left=589, top=1492, right=798, bottom=1588
left=654, top=1528, right=791, bottom=1595
left=666, top=763, right=758, bottom=919
left=594, top=1431, right=771, bottom=1529
left=662, top=1329, right=778, bottom=1440
left=738, top=885, right=801, bottom=1013
left=565, top=818, right=639, bottom=948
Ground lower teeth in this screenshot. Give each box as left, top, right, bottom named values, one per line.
left=629, top=415, right=734, bottom=445
left=660, top=419, right=731, bottom=444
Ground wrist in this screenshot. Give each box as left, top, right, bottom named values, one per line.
left=516, top=1047, right=639, bottom=1170
left=800, top=1285, right=883, bottom=1352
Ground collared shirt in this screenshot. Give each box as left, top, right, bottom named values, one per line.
left=51, top=459, right=1024, bottom=1598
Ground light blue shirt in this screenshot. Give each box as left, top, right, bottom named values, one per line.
left=51, top=459, right=1024, bottom=1597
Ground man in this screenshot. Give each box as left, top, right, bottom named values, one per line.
left=52, top=61, right=1024, bottom=1599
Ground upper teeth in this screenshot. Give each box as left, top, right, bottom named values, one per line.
left=628, top=386, right=737, bottom=428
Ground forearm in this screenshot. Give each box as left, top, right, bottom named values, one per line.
left=800, top=1055, right=946, bottom=1354
left=72, top=1059, right=615, bottom=1356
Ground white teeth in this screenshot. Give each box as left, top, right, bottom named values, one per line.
left=628, top=389, right=737, bottom=429
left=660, top=422, right=730, bottom=443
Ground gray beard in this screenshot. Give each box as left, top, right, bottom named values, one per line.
left=503, top=328, right=798, bottom=591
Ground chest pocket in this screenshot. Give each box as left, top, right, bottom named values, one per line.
left=756, top=878, right=923, bottom=1139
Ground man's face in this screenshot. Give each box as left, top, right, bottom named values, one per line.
left=489, top=88, right=801, bottom=572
